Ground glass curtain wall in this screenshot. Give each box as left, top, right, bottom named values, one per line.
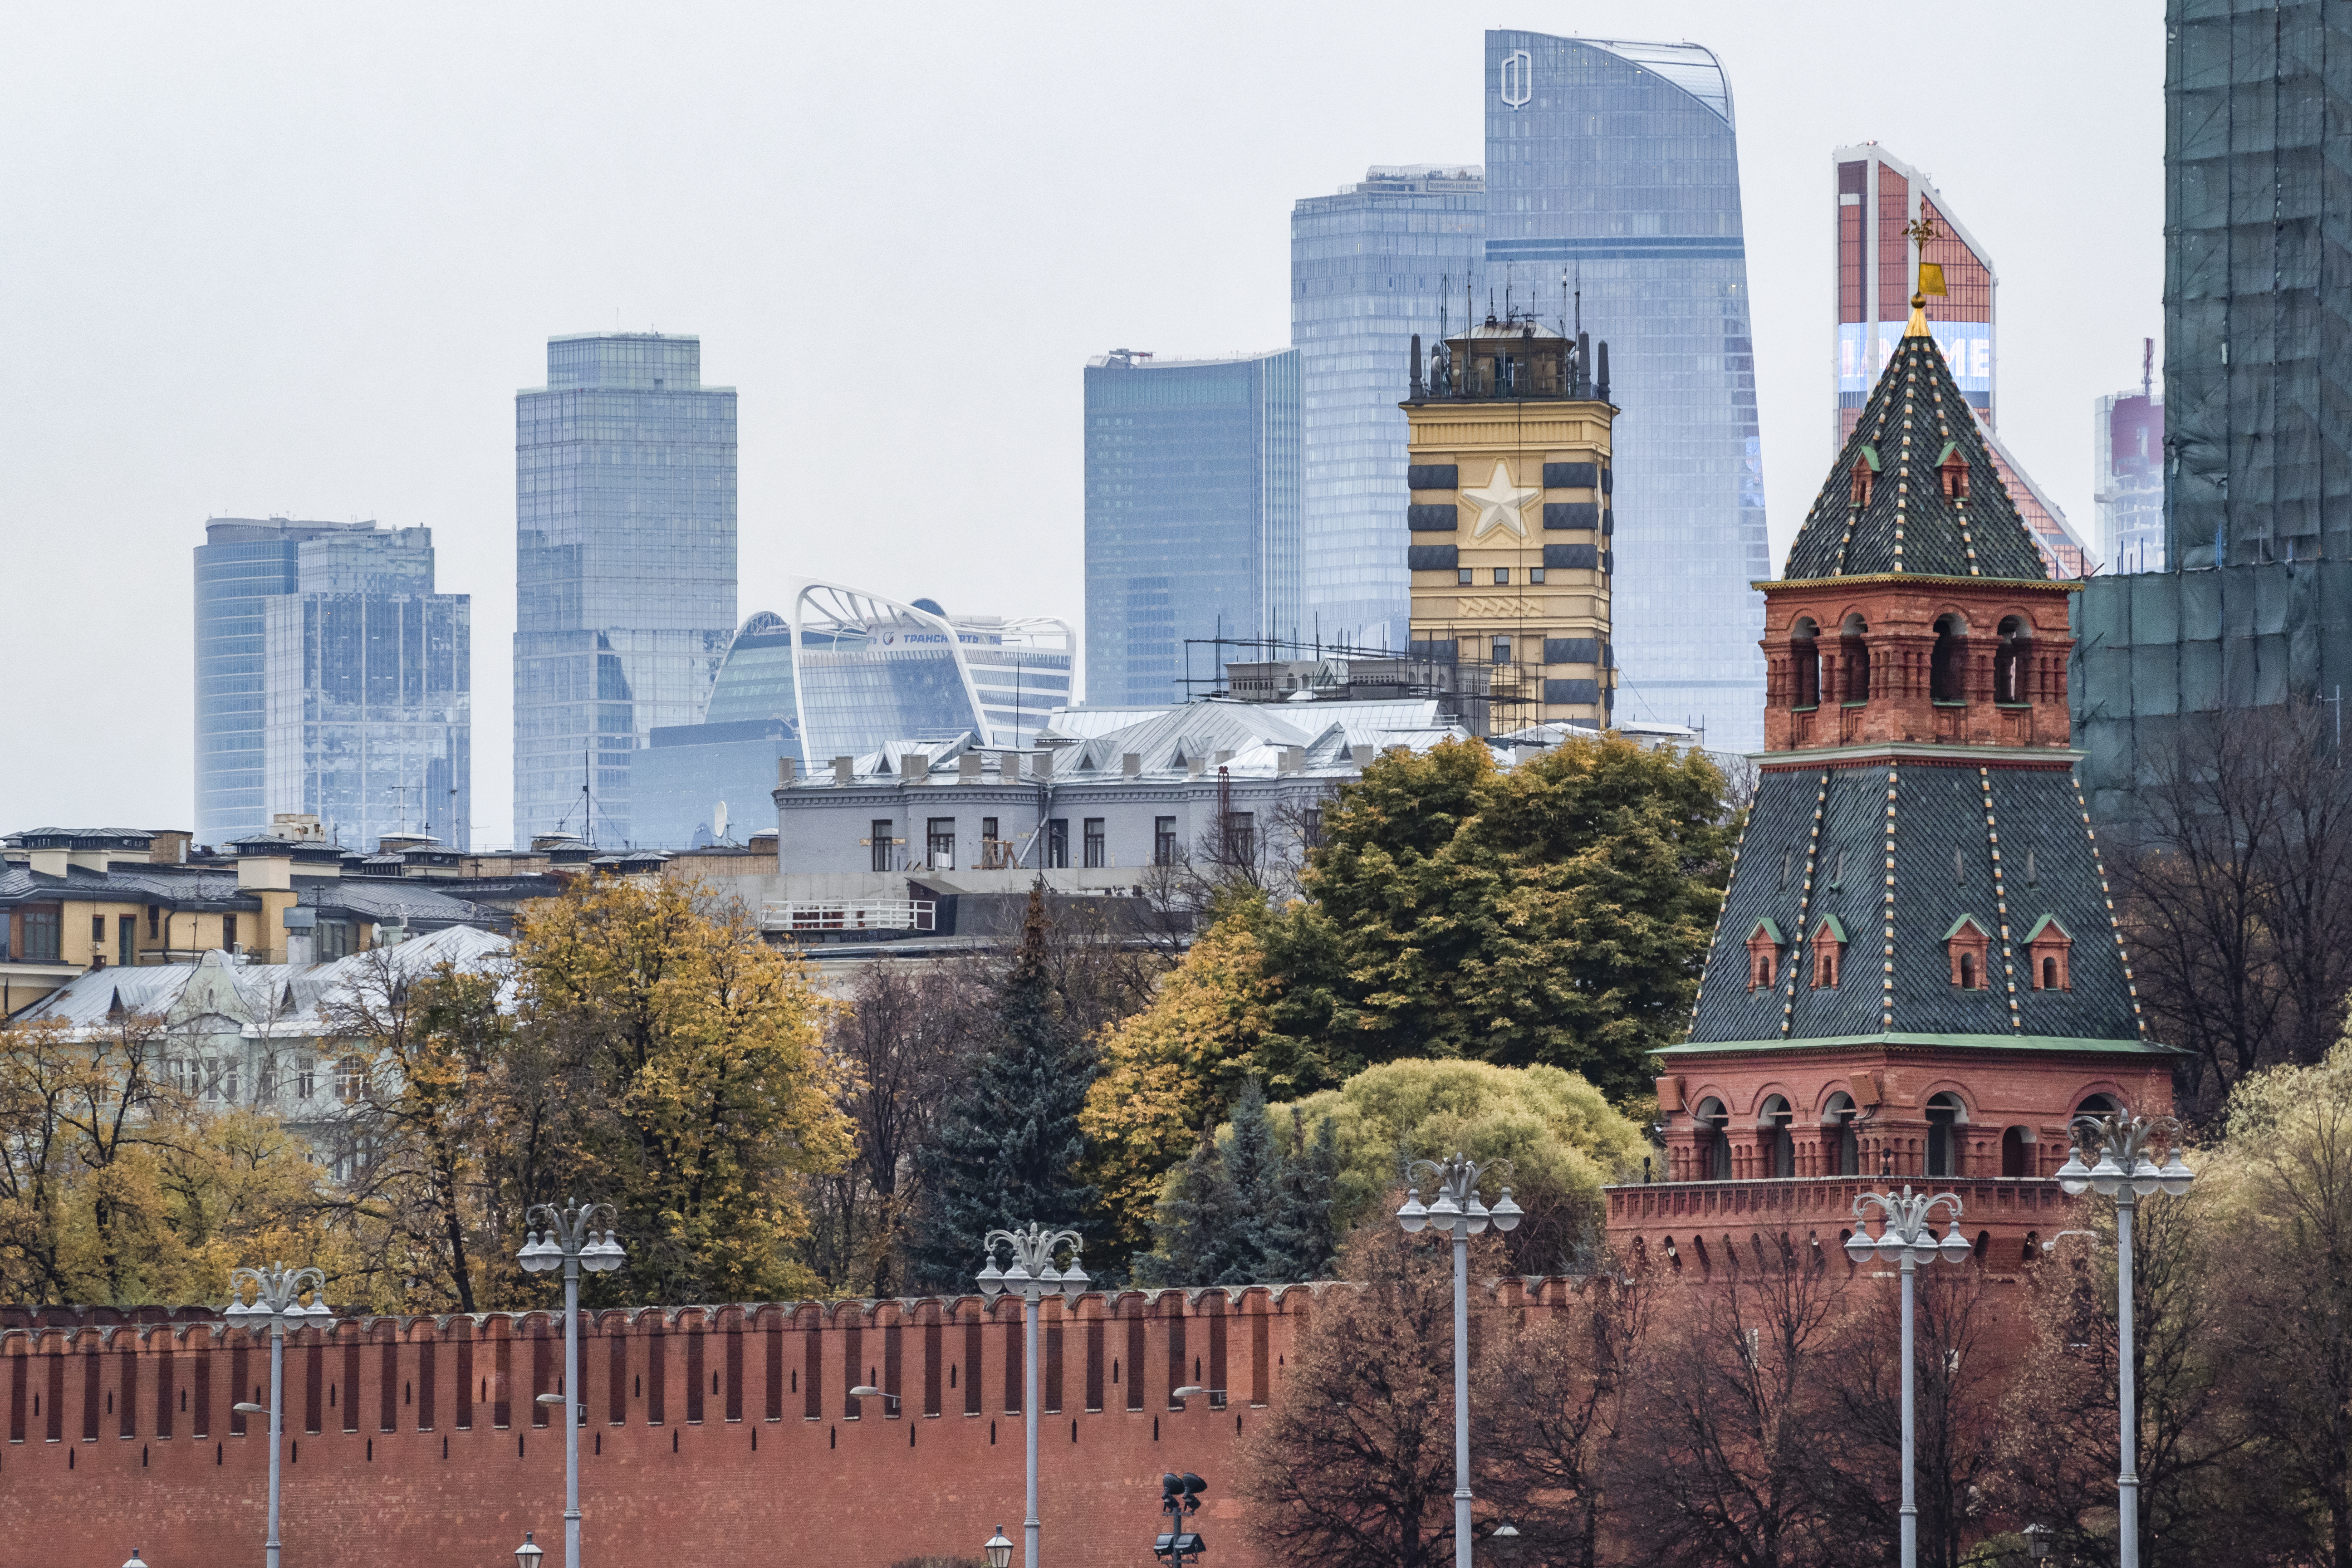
left=194, top=518, right=376, bottom=846
left=1484, top=32, right=1768, bottom=751
left=1083, top=349, right=1301, bottom=706
left=790, top=583, right=990, bottom=764
left=1292, top=166, right=1487, bottom=655
left=514, top=333, right=736, bottom=845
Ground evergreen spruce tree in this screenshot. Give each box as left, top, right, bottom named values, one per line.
left=1264, top=1107, right=1341, bottom=1283
left=904, top=882, right=1098, bottom=1293
left=1133, top=1130, right=1236, bottom=1287
left=1140, top=1083, right=1343, bottom=1287
left=1217, top=1079, right=1281, bottom=1275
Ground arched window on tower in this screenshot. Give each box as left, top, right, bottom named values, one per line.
left=1851, top=463, right=1874, bottom=509
left=1999, top=1125, right=2035, bottom=1177
left=1790, top=617, right=1820, bottom=708
left=1823, top=1093, right=1860, bottom=1176
left=1995, top=616, right=2031, bottom=705
left=1759, top=1096, right=1795, bottom=1178
left=1840, top=614, right=1872, bottom=703
left=1695, top=1098, right=1732, bottom=1181
left=1926, top=1091, right=1966, bottom=1177
left=1930, top=612, right=1969, bottom=703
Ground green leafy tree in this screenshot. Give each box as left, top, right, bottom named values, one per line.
left=1309, top=735, right=1736, bottom=1101
left=511, top=873, right=855, bottom=1305
left=904, top=882, right=1098, bottom=1292
left=1255, top=1058, right=1646, bottom=1276
left=1081, top=895, right=1349, bottom=1257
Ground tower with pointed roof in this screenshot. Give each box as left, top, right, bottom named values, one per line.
left=1602, top=295, right=2177, bottom=1269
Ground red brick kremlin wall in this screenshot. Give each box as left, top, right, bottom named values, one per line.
left=0, top=1248, right=2101, bottom=1568
left=0, top=1288, right=1328, bottom=1568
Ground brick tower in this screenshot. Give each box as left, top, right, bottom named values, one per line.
left=1604, top=293, right=2176, bottom=1269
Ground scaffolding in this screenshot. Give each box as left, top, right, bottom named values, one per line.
left=2163, top=0, right=2352, bottom=570
left=1178, top=634, right=1530, bottom=737
left=2076, top=2, right=2352, bottom=823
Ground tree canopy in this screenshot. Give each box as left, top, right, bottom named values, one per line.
left=1309, top=735, right=1736, bottom=1099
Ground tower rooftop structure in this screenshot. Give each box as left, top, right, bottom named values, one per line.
left=1604, top=297, right=2175, bottom=1269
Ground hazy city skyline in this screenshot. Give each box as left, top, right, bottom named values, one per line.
left=0, top=3, right=2165, bottom=848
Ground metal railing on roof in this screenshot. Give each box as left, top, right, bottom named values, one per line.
left=761, top=899, right=936, bottom=934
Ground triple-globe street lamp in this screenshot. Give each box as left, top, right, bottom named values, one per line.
left=1844, top=1187, right=1973, bottom=1568
left=518, top=1200, right=627, bottom=1568
left=223, top=1263, right=333, bottom=1568
left=2055, top=1113, right=2194, bottom=1568
left=1396, top=1154, right=1523, bottom=1568
left=978, top=1223, right=1088, bottom=1568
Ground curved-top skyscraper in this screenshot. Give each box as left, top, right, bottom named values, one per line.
left=1483, top=32, right=1768, bottom=751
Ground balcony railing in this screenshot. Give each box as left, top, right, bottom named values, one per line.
left=1604, top=1174, right=2066, bottom=1232
left=761, top=899, right=936, bottom=934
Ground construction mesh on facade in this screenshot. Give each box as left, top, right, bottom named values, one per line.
left=2076, top=1, right=2352, bottom=822
left=2164, top=0, right=2352, bottom=569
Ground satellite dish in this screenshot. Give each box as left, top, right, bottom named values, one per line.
left=713, top=801, right=729, bottom=841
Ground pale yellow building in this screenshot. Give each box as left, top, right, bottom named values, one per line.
left=1403, top=315, right=1616, bottom=730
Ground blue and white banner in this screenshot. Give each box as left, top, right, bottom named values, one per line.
left=1839, top=320, right=1990, bottom=395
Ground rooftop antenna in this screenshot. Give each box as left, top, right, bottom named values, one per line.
left=1439, top=273, right=1450, bottom=338
left=1575, top=262, right=1583, bottom=336
left=2142, top=336, right=2155, bottom=399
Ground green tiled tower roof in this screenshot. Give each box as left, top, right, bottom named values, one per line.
left=1782, top=310, right=2051, bottom=583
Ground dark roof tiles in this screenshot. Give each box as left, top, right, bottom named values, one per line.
left=1780, top=325, right=2050, bottom=583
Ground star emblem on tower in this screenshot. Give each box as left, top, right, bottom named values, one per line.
left=1460, top=461, right=1538, bottom=540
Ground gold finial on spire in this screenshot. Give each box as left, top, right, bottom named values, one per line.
left=1902, top=216, right=1945, bottom=337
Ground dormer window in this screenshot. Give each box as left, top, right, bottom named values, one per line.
left=1946, top=914, right=1992, bottom=989
left=1937, top=443, right=1970, bottom=499
left=1849, top=446, right=1880, bottom=509
left=1746, top=920, right=1786, bottom=991
left=1811, top=915, right=1847, bottom=989
left=2024, top=915, right=2073, bottom=990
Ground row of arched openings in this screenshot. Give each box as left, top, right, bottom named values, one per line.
left=1686, top=1091, right=2119, bottom=1180
left=1786, top=613, right=2034, bottom=709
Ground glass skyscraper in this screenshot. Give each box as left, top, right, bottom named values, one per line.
left=196, top=517, right=393, bottom=847
left=514, top=333, right=736, bottom=845
left=1083, top=348, right=1301, bottom=706
left=1483, top=31, right=1768, bottom=751
left=262, top=526, right=470, bottom=850
left=1292, top=165, right=1487, bottom=654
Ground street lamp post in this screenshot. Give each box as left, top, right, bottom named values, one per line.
left=518, top=1199, right=627, bottom=1568
left=1396, top=1154, right=1523, bottom=1568
left=977, top=1223, right=1088, bottom=1568
left=1844, top=1187, right=1974, bottom=1568
left=2055, top=1113, right=2194, bottom=1568
left=223, top=1263, right=332, bottom=1568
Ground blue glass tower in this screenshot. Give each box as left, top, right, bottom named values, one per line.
left=1292, top=165, right=1486, bottom=655
left=1083, top=349, right=1301, bottom=706
left=262, top=526, right=470, bottom=850
left=1484, top=32, right=1769, bottom=751
left=196, top=517, right=390, bottom=847
left=514, top=333, right=737, bottom=845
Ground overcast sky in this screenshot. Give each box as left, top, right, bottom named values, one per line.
left=0, top=1, right=2163, bottom=850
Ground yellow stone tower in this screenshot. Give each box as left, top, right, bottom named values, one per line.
left=1402, top=314, right=1616, bottom=730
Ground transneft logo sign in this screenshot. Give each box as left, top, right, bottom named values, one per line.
left=1500, top=49, right=1532, bottom=108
